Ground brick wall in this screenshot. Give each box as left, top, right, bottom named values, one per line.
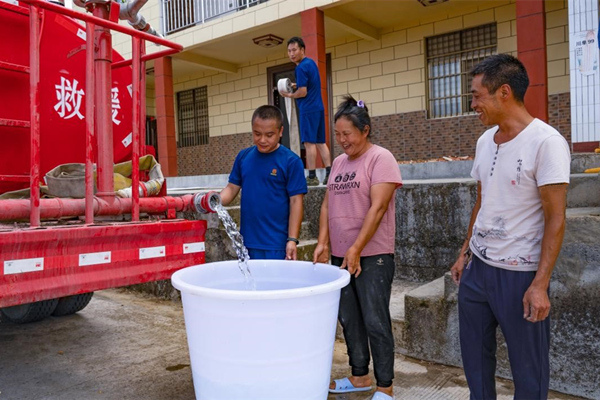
left=548, top=92, right=571, bottom=144
left=178, top=132, right=252, bottom=176
left=357, top=111, right=482, bottom=161
left=332, top=92, right=572, bottom=161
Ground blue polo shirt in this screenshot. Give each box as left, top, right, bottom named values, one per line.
left=295, top=57, right=324, bottom=114
left=228, top=145, right=307, bottom=251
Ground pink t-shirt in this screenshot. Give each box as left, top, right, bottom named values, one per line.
left=327, top=144, right=402, bottom=258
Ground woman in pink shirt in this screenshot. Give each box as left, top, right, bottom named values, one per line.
left=313, top=95, right=402, bottom=400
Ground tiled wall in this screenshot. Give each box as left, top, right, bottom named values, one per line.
left=170, top=54, right=287, bottom=139
left=328, top=0, right=569, bottom=119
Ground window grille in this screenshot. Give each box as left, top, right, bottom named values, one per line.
left=177, top=86, right=209, bottom=147
left=425, top=23, right=497, bottom=118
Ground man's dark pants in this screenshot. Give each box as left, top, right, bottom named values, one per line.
left=458, top=255, right=550, bottom=400
left=332, top=254, right=395, bottom=388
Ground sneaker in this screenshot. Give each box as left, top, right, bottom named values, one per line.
left=324, top=173, right=330, bottom=185
left=306, top=176, right=320, bottom=186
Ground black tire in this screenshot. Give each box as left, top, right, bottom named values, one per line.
left=0, top=299, right=59, bottom=324
left=52, top=292, right=94, bottom=317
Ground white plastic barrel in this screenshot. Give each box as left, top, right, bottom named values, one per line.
left=171, top=260, right=350, bottom=400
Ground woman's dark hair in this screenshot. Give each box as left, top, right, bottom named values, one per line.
left=334, top=95, right=371, bottom=137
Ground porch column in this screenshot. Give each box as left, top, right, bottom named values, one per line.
left=154, top=56, right=178, bottom=176
left=516, top=0, right=548, bottom=122
left=301, top=8, right=330, bottom=166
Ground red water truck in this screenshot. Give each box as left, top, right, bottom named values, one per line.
left=0, top=0, right=207, bottom=323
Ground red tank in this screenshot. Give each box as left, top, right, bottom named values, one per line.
left=0, top=0, right=134, bottom=194
left=0, top=0, right=206, bottom=323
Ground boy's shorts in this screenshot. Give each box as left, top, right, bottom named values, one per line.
left=299, top=110, right=326, bottom=144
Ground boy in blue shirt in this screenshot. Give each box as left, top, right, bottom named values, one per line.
left=219, top=105, right=307, bottom=260
left=281, top=36, right=332, bottom=186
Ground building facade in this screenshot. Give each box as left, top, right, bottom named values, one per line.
left=112, top=0, right=597, bottom=177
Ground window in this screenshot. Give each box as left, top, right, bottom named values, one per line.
left=426, top=23, right=497, bottom=118
left=177, top=86, right=209, bottom=147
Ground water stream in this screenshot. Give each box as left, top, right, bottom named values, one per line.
left=213, top=203, right=256, bottom=290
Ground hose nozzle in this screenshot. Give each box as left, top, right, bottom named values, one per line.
left=192, top=191, right=221, bottom=214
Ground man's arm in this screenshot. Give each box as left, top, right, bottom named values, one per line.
left=522, top=183, right=568, bottom=323
left=313, top=192, right=330, bottom=264
left=280, top=86, right=307, bottom=99
left=450, top=181, right=482, bottom=284
left=286, top=194, right=304, bottom=260
left=219, top=183, right=241, bottom=206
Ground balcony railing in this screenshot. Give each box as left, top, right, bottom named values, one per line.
left=162, top=0, right=268, bottom=35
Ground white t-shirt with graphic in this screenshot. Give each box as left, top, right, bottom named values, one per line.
left=469, top=118, right=570, bottom=271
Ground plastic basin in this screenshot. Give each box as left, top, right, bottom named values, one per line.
left=171, top=260, right=350, bottom=400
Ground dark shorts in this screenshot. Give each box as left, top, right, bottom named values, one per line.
left=299, top=110, right=326, bottom=144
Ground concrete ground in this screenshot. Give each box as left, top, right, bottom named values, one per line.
left=0, top=289, right=585, bottom=400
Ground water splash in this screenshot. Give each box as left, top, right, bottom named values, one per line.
left=213, top=203, right=256, bottom=290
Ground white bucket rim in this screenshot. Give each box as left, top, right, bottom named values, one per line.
left=171, top=260, right=350, bottom=300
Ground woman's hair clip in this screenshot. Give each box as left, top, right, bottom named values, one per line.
left=357, top=100, right=365, bottom=108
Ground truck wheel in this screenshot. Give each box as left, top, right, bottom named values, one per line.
left=0, top=299, right=59, bottom=324
left=52, top=293, right=94, bottom=316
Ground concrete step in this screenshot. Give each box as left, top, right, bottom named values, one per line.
left=390, top=279, right=423, bottom=352
left=333, top=278, right=423, bottom=352
left=402, top=275, right=460, bottom=364
left=567, top=173, right=600, bottom=208
left=299, top=221, right=313, bottom=241
left=571, top=152, right=600, bottom=173
left=296, top=239, right=318, bottom=261
left=401, top=207, right=600, bottom=398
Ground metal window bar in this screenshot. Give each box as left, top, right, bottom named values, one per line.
left=426, top=23, right=497, bottom=118
left=177, top=86, right=209, bottom=147
left=163, top=0, right=268, bottom=35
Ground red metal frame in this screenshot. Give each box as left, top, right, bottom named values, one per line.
left=17, top=0, right=183, bottom=224
left=29, top=3, right=41, bottom=227
left=0, top=220, right=206, bottom=308
left=0, top=1, right=205, bottom=309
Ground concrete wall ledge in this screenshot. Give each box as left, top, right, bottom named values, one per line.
left=403, top=208, right=600, bottom=399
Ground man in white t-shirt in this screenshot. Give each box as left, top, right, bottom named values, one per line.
left=450, top=54, right=570, bottom=400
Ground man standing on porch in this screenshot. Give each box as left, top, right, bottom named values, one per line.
left=280, top=36, right=332, bottom=186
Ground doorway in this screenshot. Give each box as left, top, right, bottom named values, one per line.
left=268, top=62, right=299, bottom=155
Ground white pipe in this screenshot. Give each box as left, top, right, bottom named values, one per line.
left=118, top=0, right=162, bottom=38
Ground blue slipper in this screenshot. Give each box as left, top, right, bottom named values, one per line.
left=371, top=392, right=393, bottom=400
left=329, top=377, right=372, bottom=393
